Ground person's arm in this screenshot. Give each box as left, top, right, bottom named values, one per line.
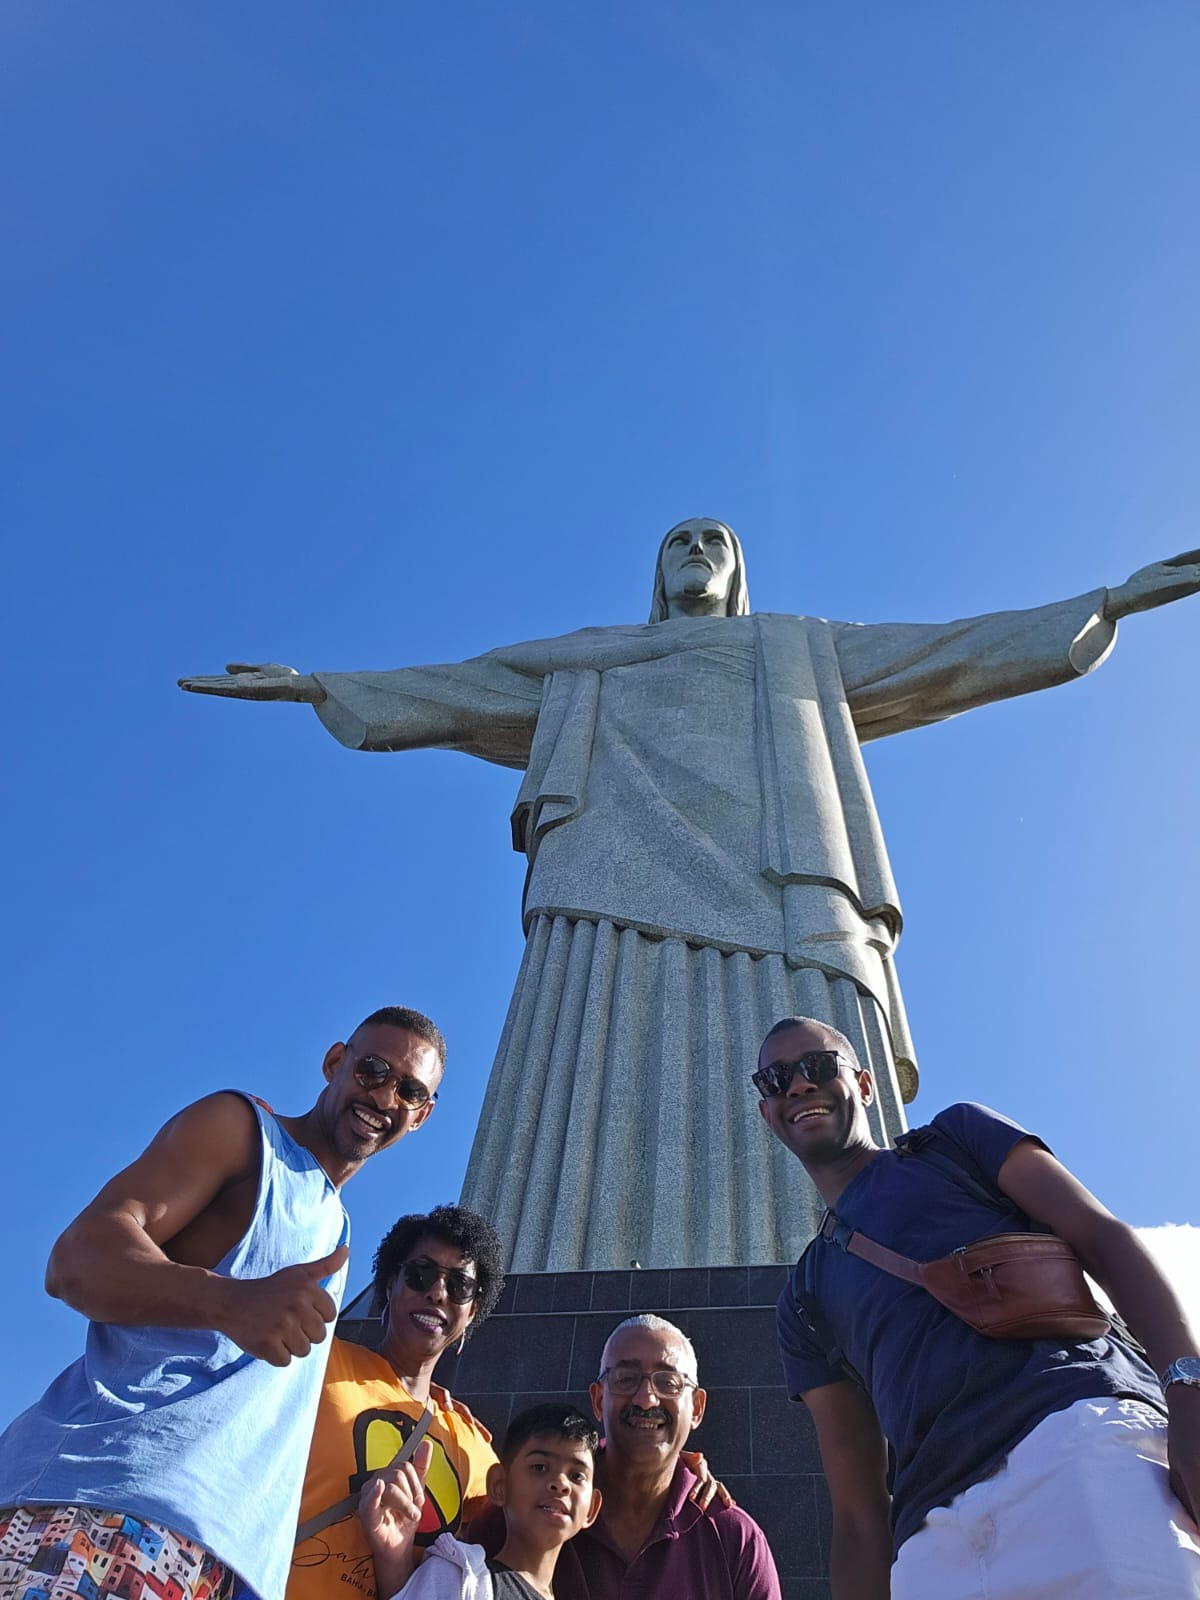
left=679, top=1449, right=735, bottom=1509
left=358, top=1442, right=434, bottom=1598
left=802, top=1382, right=892, bottom=1600
left=997, top=1138, right=1200, bottom=1520
left=46, top=1092, right=348, bottom=1365
left=719, top=1513, right=783, bottom=1600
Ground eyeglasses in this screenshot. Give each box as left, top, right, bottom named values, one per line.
left=752, top=1049, right=844, bottom=1099
left=399, top=1257, right=478, bottom=1305
left=354, top=1053, right=438, bottom=1108
left=598, top=1366, right=696, bottom=1398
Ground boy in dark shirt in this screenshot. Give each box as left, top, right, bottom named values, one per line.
left=362, top=1404, right=600, bottom=1600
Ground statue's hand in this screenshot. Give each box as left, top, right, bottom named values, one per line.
left=177, top=662, right=326, bottom=703
left=1105, top=550, right=1200, bottom=620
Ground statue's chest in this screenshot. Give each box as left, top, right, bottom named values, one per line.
left=599, top=641, right=758, bottom=763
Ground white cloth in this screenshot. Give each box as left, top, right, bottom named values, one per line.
left=393, top=1535, right=491, bottom=1600
left=891, top=1397, right=1200, bottom=1599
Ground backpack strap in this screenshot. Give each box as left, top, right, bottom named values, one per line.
left=893, top=1122, right=1032, bottom=1217
left=791, top=1235, right=895, bottom=1487
left=788, top=1231, right=866, bottom=1389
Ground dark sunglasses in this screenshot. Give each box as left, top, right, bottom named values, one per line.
left=354, top=1053, right=437, bottom=1108
left=752, top=1049, right=844, bottom=1099
left=398, top=1257, right=478, bottom=1304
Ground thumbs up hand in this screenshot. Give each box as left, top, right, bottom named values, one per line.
left=217, top=1244, right=349, bottom=1365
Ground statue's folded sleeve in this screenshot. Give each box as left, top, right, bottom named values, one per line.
left=837, top=589, right=1116, bottom=742
left=311, top=657, right=545, bottom=769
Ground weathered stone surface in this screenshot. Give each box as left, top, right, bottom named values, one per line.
left=181, top=529, right=1200, bottom=1268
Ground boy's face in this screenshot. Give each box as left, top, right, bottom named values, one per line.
left=487, top=1433, right=601, bottom=1547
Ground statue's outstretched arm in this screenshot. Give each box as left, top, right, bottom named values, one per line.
left=837, top=550, right=1198, bottom=743
left=178, top=663, right=325, bottom=703
left=181, top=650, right=545, bottom=769
left=1104, top=550, right=1200, bottom=620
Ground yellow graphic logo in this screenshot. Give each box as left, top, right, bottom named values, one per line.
left=350, top=1410, right=464, bottom=1542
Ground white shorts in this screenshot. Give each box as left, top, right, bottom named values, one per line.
left=891, top=1397, right=1200, bottom=1599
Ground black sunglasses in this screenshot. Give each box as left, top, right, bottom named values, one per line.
left=354, top=1053, right=437, bottom=1108
left=399, top=1257, right=478, bottom=1305
left=752, top=1049, right=844, bottom=1099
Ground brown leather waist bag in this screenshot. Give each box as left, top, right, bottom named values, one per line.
left=819, top=1212, right=1110, bottom=1341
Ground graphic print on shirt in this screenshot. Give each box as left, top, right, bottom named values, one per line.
left=349, top=1408, right=465, bottom=1542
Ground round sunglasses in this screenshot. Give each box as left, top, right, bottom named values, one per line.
left=354, top=1053, right=438, bottom=1108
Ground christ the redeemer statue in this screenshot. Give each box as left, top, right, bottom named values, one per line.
left=181, top=524, right=1198, bottom=1270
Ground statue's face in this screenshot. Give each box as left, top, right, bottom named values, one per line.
left=659, top=519, right=737, bottom=615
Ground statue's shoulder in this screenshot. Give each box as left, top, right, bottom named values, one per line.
left=753, top=610, right=840, bottom=631
left=484, top=614, right=852, bottom=676
left=482, top=621, right=666, bottom=674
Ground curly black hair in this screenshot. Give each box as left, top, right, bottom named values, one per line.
left=371, top=1204, right=505, bottom=1343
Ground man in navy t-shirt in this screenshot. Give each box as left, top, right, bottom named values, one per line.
left=756, top=1014, right=1200, bottom=1599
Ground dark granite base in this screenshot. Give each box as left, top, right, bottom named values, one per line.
left=340, top=1265, right=831, bottom=1600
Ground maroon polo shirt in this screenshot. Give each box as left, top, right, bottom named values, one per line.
left=553, top=1461, right=781, bottom=1600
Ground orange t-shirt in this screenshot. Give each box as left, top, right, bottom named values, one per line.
left=288, top=1338, right=495, bottom=1600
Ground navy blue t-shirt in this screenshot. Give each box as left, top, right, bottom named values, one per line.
left=776, top=1102, right=1164, bottom=1551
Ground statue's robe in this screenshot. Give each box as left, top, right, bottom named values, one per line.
left=313, top=594, right=1114, bottom=1268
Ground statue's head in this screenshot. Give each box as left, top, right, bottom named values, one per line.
left=649, top=518, right=750, bottom=623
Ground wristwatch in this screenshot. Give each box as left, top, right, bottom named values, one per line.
left=1160, top=1357, right=1200, bottom=1392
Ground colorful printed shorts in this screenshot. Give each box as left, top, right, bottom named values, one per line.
left=0, top=1506, right=235, bottom=1600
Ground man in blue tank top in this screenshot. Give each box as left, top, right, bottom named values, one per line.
left=756, top=1014, right=1200, bottom=1599
left=0, top=1004, right=446, bottom=1600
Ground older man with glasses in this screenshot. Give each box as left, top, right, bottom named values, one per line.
left=547, top=1313, right=780, bottom=1600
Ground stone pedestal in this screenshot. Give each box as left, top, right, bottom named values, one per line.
left=340, top=1264, right=832, bottom=1600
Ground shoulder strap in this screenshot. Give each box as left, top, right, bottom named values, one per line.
left=294, top=1401, right=435, bottom=1547
left=894, top=1122, right=1018, bottom=1213
left=818, top=1208, right=928, bottom=1286
left=891, top=1125, right=1148, bottom=1358
left=821, top=1126, right=1026, bottom=1280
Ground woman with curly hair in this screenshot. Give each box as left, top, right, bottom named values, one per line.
left=288, top=1205, right=505, bottom=1600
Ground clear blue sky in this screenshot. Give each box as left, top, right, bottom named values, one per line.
left=3, top=2, right=1197, bottom=1422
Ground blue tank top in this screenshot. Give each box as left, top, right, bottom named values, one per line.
left=0, top=1095, right=349, bottom=1600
